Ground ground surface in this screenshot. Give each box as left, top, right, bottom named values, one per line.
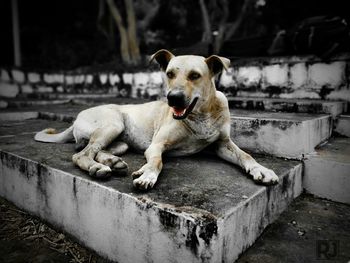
left=1, top=194, right=349, bottom=263
left=0, top=196, right=111, bottom=263
left=237, top=194, right=350, bottom=263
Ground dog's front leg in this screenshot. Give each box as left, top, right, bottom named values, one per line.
left=216, top=138, right=279, bottom=185
left=132, top=143, right=164, bottom=190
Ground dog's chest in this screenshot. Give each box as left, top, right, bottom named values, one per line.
left=182, top=114, right=223, bottom=142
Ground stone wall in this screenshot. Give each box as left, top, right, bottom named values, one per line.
left=1, top=53, right=349, bottom=106
left=220, top=53, right=350, bottom=101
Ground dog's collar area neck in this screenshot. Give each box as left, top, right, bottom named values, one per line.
left=171, top=97, right=198, bottom=120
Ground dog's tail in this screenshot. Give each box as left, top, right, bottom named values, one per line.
left=34, top=126, right=74, bottom=143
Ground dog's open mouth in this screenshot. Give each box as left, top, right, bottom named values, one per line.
left=171, top=98, right=198, bottom=120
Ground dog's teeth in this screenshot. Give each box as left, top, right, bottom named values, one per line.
left=173, top=107, right=186, bottom=117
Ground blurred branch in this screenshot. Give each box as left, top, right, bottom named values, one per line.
left=97, top=0, right=106, bottom=36
left=214, top=0, right=229, bottom=53
left=225, top=0, right=253, bottom=41
left=138, top=0, right=160, bottom=31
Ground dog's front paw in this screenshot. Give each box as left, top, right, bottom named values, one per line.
left=249, top=165, right=279, bottom=185
left=132, top=169, right=158, bottom=190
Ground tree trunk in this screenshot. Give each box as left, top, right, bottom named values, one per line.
left=11, top=0, right=21, bottom=67
left=124, top=0, right=141, bottom=64
left=106, top=0, right=131, bottom=64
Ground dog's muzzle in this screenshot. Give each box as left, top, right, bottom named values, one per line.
left=167, top=90, right=198, bottom=120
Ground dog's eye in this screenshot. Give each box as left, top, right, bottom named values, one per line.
left=166, top=71, right=175, bottom=79
left=188, top=72, right=201, bottom=81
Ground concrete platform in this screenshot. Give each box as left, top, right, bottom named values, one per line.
left=334, top=114, right=350, bottom=137
left=304, top=137, right=350, bottom=204
left=230, top=110, right=332, bottom=158
left=0, top=116, right=302, bottom=263
left=227, top=97, right=346, bottom=118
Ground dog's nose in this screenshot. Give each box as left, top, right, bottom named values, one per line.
left=167, top=90, right=186, bottom=107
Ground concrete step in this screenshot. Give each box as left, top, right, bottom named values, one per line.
left=5, top=99, right=71, bottom=108
left=304, top=137, right=350, bottom=204
left=17, top=93, right=119, bottom=100
left=230, top=110, right=332, bottom=158
left=0, top=115, right=303, bottom=263
left=1, top=107, right=333, bottom=159
left=334, top=114, right=350, bottom=137
left=1, top=96, right=148, bottom=109
left=227, top=97, right=347, bottom=118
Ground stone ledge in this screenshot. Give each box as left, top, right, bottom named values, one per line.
left=230, top=110, right=332, bottom=158
left=0, top=117, right=302, bottom=262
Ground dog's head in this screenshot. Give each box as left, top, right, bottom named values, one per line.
left=151, top=49, right=230, bottom=120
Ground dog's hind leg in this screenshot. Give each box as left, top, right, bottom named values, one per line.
left=75, top=138, right=89, bottom=152
left=95, top=150, right=128, bottom=175
left=72, top=123, right=124, bottom=178
left=107, top=141, right=129, bottom=156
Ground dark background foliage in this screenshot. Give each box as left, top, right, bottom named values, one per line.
left=1, top=0, right=349, bottom=70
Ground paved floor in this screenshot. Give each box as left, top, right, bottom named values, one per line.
left=237, top=194, right=350, bottom=263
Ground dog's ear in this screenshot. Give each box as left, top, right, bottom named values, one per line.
left=205, top=55, right=230, bottom=76
left=150, top=49, right=175, bottom=71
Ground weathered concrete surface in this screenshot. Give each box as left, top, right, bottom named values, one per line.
left=228, top=97, right=346, bottom=118
left=0, top=117, right=302, bottom=262
left=230, top=110, right=332, bottom=158
left=304, top=137, right=350, bottom=204
left=334, top=114, right=350, bottom=137
left=237, top=194, right=350, bottom=263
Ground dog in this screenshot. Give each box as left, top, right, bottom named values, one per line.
left=34, top=49, right=279, bottom=189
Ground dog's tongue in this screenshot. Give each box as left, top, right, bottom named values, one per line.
left=173, top=107, right=186, bottom=117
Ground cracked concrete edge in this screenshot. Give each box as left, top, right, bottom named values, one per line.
left=0, top=148, right=303, bottom=262
left=221, top=163, right=303, bottom=262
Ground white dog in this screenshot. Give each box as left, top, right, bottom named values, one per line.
left=35, top=49, right=279, bottom=189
